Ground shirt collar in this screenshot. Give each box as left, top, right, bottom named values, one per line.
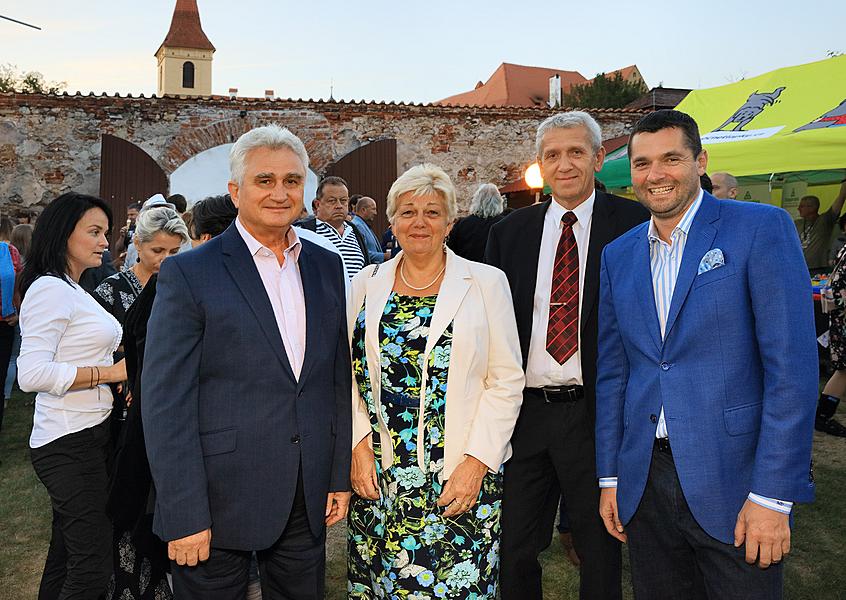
left=546, top=189, right=596, bottom=228
left=235, top=217, right=302, bottom=262
left=316, top=217, right=347, bottom=235
left=647, top=188, right=704, bottom=245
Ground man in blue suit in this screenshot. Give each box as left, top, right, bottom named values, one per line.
left=595, top=110, right=817, bottom=599
left=142, top=124, right=351, bottom=599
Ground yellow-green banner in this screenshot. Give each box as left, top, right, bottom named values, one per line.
left=674, top=55, right=846, bottom=176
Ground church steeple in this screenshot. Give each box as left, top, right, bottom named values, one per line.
left=155, top=0, right=215, bottom=97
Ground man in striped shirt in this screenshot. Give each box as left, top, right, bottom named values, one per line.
left=596, top=110, right=816, bottom=599
left=298, top=176, right=369, bottom=279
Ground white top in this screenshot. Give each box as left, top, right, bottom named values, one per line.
left=18, top=275, right=122, bottom=448
left=525, top=192, right=595, bottom=387
left=235, top=218, right=307, bottom=379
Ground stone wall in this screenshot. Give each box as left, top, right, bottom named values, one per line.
left=0, top=92, right=645, bottom=214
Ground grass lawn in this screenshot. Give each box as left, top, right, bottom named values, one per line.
left=1, top=389, right=843, bottom=600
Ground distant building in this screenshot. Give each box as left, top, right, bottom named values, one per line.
left=625, top=87, right=690, bottom=111
left=437, top=62, right=646, bottom=108
left=155, top=0, right=215, bottom=97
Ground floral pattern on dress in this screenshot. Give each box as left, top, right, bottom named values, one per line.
left=94, top=266, right=144, bottom=325
left=829, top=244, right=846, bottom=369
left=347, top=292, right=503, bottom=599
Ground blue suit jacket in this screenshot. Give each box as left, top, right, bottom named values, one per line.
left=595, top=194, right=817, bottom=544
left=142, top=224, right=351, bottom=550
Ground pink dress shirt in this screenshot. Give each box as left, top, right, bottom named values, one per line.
left=235, top=218, right=307, bottom=379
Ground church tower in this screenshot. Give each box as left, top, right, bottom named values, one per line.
left=155, top=0, right=215, bottom=97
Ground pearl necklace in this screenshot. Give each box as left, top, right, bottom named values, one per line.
left=400, top=257, right=446, bottom=291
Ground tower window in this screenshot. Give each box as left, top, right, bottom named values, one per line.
left=182, top=61, right=195, bottom=89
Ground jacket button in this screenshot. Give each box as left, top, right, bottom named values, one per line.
left=650, top=414, right=658, bottom=423
left=660, top=362, right=670, bottom=371
left=290, top=435, right=300, bottom=444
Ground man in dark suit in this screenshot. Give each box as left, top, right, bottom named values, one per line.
left=486, top=111, right=649, bottom=600
left=142, top=124, right=351, bottom=600
left=596, top=110, right=816, bottom=599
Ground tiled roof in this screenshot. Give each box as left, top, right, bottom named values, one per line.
left=437, top=63, right=588, bottom=108
left=156, top=0, right=215, bottom=54
left=625, top=87, right=690, bottom=110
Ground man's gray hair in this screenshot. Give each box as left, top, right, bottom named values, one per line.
left=386, top=164, right=457, bottom=223
left=230, top=124, right=309, bottom=186
left=469, top=183, right=504, bottom=219
left=536, top=111, right=603, bottom=155
left=134, top=206, right=190, bottom=245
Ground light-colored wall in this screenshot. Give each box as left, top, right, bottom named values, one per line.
left=156, top=47, right=213, bottom=97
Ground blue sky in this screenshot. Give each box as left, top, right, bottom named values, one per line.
left=1, top=0, right=843, bottom=102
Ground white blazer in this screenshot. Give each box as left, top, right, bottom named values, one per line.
left=348, top=247, right=525, bottom=481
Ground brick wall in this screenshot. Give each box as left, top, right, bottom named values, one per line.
left=0, top=92, right=645, bottom=213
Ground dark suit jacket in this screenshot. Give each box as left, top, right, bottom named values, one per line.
left=142, top=224, right=352, bottom=550
left=484, top=191, right=649, bottom=429
left=447, top=214, right=505, bottom=263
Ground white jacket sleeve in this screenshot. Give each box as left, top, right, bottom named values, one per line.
left=17, top=279, right=78, bottom=396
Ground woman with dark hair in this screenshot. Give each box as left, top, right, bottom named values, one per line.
left=189, top=194, right=238, bottom=244
left=17, top=192, right=127, bottom=599
left=105, top=193, right=238, bottom=600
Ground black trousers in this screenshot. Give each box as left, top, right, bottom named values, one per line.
left=171, top=468, right=325, bottom=600
left=0, top=321, right=15, bottom=432
left=500, top=390, right=622, bottom=600
left=30, top=419, right=113, bottom=600
left=626, top=444, right=783, bottom=600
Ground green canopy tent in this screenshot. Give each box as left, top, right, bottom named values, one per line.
left=597, top=55, right=846, bottom=199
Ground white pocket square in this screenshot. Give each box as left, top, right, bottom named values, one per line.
left=698, top=249, right=725, bottom=274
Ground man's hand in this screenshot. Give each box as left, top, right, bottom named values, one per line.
left=599, top=487, right=627, bottom=543
left=351, top=436, right=379, bottom=500
left=437, top=455, right=488, bottom=518
left=734, top=499, right=791, bottom=568
left=325, top=491, right=351, bottom=526
left=168, top=528, right=211, bottom=566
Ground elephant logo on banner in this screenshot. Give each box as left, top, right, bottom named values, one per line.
left=794, top=99, right=846, bottom=132
left=713, top=87, right=786, bottom=132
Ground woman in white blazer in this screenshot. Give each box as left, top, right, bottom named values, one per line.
left=346, top=164, right=524, bottom=599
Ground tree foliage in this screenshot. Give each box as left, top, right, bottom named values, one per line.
left=0, top=63, right=66, bottom=94
left=561, top=72, right=648, bottom=109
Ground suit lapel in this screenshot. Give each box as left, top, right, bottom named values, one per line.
left=297, top=243, right=326, bottom=386
left=426, top=250, right=471, bottom=358
left=516, top=201, right=548, bottom=360
left=220, top=226, right=296, bottom=382
left=663, top=194, right=720, bottom=341
left=581, top=191, right=613, bottom=331
left=632, top=226, right=663, bottom=351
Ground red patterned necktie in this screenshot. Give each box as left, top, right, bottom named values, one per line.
left=546, top=212, right=579, bottom=364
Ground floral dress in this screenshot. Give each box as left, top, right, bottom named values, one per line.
left=829, top=244, right=846, bottom=369
left=348, top=293, right=503, bottom=600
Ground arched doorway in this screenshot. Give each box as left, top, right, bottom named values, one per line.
left=98, top=134, right=169, bottom=248
left=169, top=143, right=319, bottom=211
left=325, top=139, right=397, bottom=236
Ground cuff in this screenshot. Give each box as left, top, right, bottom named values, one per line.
left=599, top=477, right=618, bottom=489
left=748, top=492, right=793, bottom=515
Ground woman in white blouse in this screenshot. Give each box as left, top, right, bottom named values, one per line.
left=17, top=192, right=128, bottom=599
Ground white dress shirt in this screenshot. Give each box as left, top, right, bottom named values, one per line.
left=525, top=192, right=595, bottom=387
left=18, top=276, right=122, bottom=448
left=235, top=218, right=306, bottom=379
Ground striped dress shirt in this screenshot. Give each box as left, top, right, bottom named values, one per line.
left=315, top=219, right=366, bottom=279
left=599, top=190, right=791, bottom=515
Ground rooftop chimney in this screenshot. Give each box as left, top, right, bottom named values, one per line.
left=228, top=87, right=238, bottom=99
left=548, top=74, right=562, bottom=108
left=264, top=89, right=274, bottom=100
